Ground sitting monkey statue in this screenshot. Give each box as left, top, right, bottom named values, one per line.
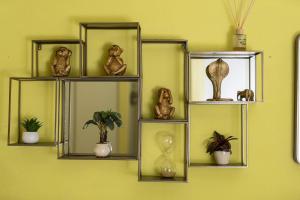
left=237, top=89, right=254, bottom=101
left=154, top=88, right=175, bottom=119
left=51, top=47, right=72, bottom=77
left=104, top=45, right=127, bottom=76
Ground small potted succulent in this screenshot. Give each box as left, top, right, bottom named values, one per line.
left=206, top=131, right=237, bottom=165
left=21, top=117, right=42, bottom=144
left=83, top=110, right=122, bottom=157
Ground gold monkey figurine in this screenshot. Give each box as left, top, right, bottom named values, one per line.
left=154, top=88, right=175, bottom=120
left=104, top=45, right=127, bottom=76
left=237, top=89, right=254, bottom=101
left=51, top=47, right=72, bottom=77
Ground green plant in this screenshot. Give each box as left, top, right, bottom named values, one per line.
left=83, top=110, right=122, bottom=143
left=21, top=117, right=42, bottom=132
left=206, top=131, right=237, bottom=155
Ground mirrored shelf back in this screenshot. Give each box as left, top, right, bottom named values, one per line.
left=7, top=77, right=60, bottom=146
left=189, top=51, right=264, bottom=104
left=32, top=40, right=83, bottom=78
left=57, top=78, right=140, bottom=160
left=80, top=22, right=141, bottom=78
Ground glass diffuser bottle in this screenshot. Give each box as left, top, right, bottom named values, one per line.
left=233, top=28, right=246, bottom=51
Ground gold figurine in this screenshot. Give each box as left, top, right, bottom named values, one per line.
left=154, top=88, right=175, bottom=120
left=206, top=58, right=233, bottom=101
left=237, top=89, right=254, bottom=101
left=104, top=45, right=127, bottom=76
left=51, top=47, right=72, bottom=77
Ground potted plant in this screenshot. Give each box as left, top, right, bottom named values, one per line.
left=21, top=117, right=42, bottom=144
left=83, top=110, right=122, bottom=157
left=206, top=131, right=237, bottom=165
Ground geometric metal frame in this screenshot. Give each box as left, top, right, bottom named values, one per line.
left=79, top=22, right=142, bottom=77
left=31, top=40, right=82, bottom=77
left=138, top=39, right=189, bottom=182
left=7, top=77, right=59, bottom=146
left=57, top=77, right=140, bottom=160
left=188, top=51, right=264, bottom=105
left=189, top=104, right=248, bottom=168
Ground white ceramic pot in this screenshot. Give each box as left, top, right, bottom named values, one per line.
left=94, top=142, right=112, bottom=157
left=22, top=132, right=39, bottom=144
left=213, top=151, right=231, bottom=165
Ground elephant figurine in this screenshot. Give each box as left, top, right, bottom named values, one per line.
left=237, top=89, right=254, bottom=101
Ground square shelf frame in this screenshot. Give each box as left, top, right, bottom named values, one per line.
left=79, top=22, right=142, bottom=78
left=188, top=51, right=264, bottom=105
left=57, top=77, right=141, bottom=160
left=32, top=39, right=83, bottom=78
left=138, top=39, right=189, bottom=182
left=189, top=104, right=248, bottom=168
left=7, top=77, right=60, bottom=147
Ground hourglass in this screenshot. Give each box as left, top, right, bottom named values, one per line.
left=155, top=131, right=176, bottom=178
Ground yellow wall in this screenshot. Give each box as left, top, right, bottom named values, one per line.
left=0, top=0, right=299, bottom=199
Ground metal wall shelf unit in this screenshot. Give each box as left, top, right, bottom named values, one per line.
left=32, top=40, right=83, bottom=78
left=57, top=77, right=140, bottom=160
left=189, top=51, right=264, bottom=104
left=189, top=104, right=248, bottom=168
left=138, top=39, right=189, bottom=182
left=7, top=77, right=60, bottom=147
left=79, top=22, right=141, bottom=77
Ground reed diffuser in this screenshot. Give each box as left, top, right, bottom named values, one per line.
left=227, top=0, right=256, bottom=50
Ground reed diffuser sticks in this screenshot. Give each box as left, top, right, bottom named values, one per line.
left=227, top=0, right=256, bottom=50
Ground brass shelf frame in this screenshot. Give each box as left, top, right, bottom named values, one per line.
left=138, top=39, right=189, bottom=182
left=7, top=77, right=60, bottom=146
left=31, top=39, right=83, bottom=78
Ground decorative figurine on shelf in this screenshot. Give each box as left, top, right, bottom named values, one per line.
left=104, top=45, right=127, bottom=76
left=51, top=47, right=72, bottom=77
left=237, top=89, right=254, bottom=101
left=206, top=58, right=233, bottom=101
left=154, top=88, right=175, bottom=120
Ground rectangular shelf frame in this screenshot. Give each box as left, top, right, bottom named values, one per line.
left=138, top=39, right=189, bottom=182
left=189, top=104, right=248, bottom=168
left=188, top=51, right=264, bottom=104
left=79, top=22, right=142, bottom=77
left=7, top=77, right=60, bottom=146
left=32, top=39, right=83, bottom=78
left=57, top=77, right=141, bottom=160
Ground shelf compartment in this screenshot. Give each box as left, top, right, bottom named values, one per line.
left=189, top=51, right=263, bottom=103
left=80, top=22, right=141, bottom=77
left=7, top=77, right=59, bottom=146
left=189, top=104, right=248, bottom=167
left=32, top=39, right=82, bottom=78
left=138, top=123, right=189, bottom=182
left=141, top=39, right=188, bottom=120
left=58, top=78, right=139, bottom=160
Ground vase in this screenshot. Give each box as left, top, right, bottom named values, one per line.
left=94, top=142, right=112, bottom=157
left=22, top=132, right=39, bottom=144
left=213, top=151, right=231, bottom=165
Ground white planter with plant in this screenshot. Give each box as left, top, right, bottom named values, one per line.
left=21, top=117, right=42, bottom=144
left=206, top=131, right=237, bottom=165
left=83, top=110, right=122, bottom=157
